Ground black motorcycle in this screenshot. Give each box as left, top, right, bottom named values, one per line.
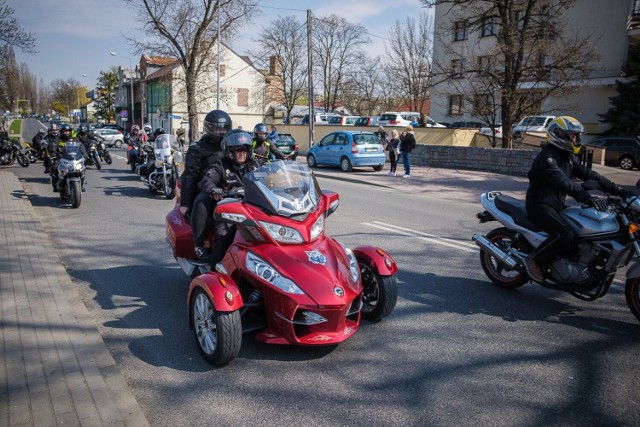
left=0, top=139, right=30, bottom=167
left=94, top=137, right=112, bottom=165
left=83, top=140, right=102, bottom=170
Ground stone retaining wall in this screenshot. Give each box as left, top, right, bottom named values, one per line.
left=409, top=145, right=539, bottom=177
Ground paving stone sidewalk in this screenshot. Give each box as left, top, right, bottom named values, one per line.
left=0, top=170, right=148, bottom=427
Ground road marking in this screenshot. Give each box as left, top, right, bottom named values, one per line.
left=362, top=221, right=477, bottom=253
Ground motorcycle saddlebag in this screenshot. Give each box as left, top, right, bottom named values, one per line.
left=166, top=206, right=197, bottom=259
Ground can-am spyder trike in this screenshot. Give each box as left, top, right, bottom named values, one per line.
left=472, top=182, right=640, bottom=321
left=166, top=161, right=398, bottom=366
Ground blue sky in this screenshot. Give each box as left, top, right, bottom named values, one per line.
left=12, top=0, right=427, bottom=88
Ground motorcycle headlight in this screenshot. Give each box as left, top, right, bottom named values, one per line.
left=338, top=241, right=359, bottom=283
left=246, top=251, right=304, bottom=294
left=155, top=159, right=163, bottom=168
left=74, top=163, right=83, bottom=171
left=629, top=197, right=640, bottom=214
left=259, top=221, right=303, bottom=243
left=174, top=151, right=183, bottom=165
left=164, top=154, right=173, bottom=165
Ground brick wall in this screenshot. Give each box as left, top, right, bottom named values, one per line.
left=409, top=145, right=539, bottom=177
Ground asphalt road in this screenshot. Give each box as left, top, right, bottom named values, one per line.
left=9, top=122, right=640, bottom=426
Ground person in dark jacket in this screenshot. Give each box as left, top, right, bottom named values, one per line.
left=198, top=130, right=259, bottom=266
left=180, top=110, right=233, bottom=259
left=399, top=125, right=416, bottom=178
left=524, top=116, right=631, bottom=282
left=32, top=128, right=46, bottom=152
left=251, top=122, right=289, bottom=166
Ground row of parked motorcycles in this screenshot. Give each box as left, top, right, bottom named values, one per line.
left=0, top=137, right=31, bottom=167
left=127, top=134, right=182, bottom=199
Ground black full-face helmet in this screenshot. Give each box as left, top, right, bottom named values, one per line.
left=153, top=127, right=165, bottom=138
left=203, top=110, right=232, bottom=142
left=77, top=125, right=88, bottom=136
left=48, top=123, right=60, bottom=137
left=253, top=123, right=269, bottom=143
left=38, top=128, right=46, bottom=136
left=221, top=129, right=253, bottom=163
left=59, top=124, right=73, bottom=142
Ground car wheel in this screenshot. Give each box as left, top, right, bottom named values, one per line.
left=307, top=154, right=317, bottom=168
left=619, top=156, right=634, bottom=170
left=340, top=156, right=352, bottom=172
left=373, top=165, right=383, bottom=172
left=114, top=139, right=123, bottom=148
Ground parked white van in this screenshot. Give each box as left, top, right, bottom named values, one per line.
left=512, top=115, right=556, bottom=140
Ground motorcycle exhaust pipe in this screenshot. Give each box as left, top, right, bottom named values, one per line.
left=472, top=234, right=518, bottom=269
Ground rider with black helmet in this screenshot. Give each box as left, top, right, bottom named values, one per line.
left=32, top=128, right=46, bottom=152
left=49, top=124, right=77, bottom=191
left=42, top=124, right=61, bottom=173
left=523, top=116, right=631, bottom=282
left=251, top=122, right=289, bottom=166
left=197, top=129, right=259, bottom=264
left=179, top=109, right=232, bottom=218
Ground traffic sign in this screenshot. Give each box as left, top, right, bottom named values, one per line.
left=120, top=110, right=128, bottom=118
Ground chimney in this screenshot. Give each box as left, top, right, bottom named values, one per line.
left=269, top=56, right=280, bottom=76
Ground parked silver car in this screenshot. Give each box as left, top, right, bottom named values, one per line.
left=92, top=128, right=124, bottom=148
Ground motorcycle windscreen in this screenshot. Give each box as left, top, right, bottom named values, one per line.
left=154, top=134, right=180, bottom=151
left=243, top=161, right=321, bottom=217
left=62, top=142, right=83, bottom=161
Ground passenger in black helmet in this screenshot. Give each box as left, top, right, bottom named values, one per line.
left=180, top=110, right=233, bottom=259
left=251, top=122, right=289, bottom=166
left=197, top=129, right=259, bottom=265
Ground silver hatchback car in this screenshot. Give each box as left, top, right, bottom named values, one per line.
left=92, top=128, right=124, bottom=148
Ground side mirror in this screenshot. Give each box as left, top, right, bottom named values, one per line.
left=323, top=191, right=340, bottom=217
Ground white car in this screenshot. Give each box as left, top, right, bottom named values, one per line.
left=378, top=111, right=446, bottom=128
left=92, top=128, right=124, bottom=148
left=479, top=124, right=503, bottom=138
left=512, top=115, right=555, bottom=140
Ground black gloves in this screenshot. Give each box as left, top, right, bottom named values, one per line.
left=586, top=195, right=608, bottom=212
left=616, top=186, right=635, bottom=199
left=210, top=187, right=224, bottom=200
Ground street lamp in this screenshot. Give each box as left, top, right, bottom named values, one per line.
left=110, top=51, right=135, bottom=129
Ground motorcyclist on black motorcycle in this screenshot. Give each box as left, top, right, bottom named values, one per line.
left=523, top=116, right=633, bottom=282
left=32, top=128, right=46, bottom=153
left=126, top=124, right=143, bottom=165
left=198, top=129, right=259, bottom=265
left=43, top=124, right=61, bottom=174
left=49, top=124, right=83, bottom=192
left=251, top=122, right=289, bottom=166
left=179, top=109, right=232, bottom=260
left=138, top=127, right=165, bottom=177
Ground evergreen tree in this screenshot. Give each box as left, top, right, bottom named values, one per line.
left=599, top=44, right=640, bottom=134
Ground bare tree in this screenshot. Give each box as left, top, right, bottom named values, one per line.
left=312, top=14, right=370, bottom=113
left=423, top=0, right=599, bottom=147
left=0, top=0, right=36, bottom=54
left=124, top=0, right=257, bottom=141
left=383, top=11, right=435, bottom=115
left=341, top=57, right=384, bottom=116
left=255, top=15, right=308, bottom=125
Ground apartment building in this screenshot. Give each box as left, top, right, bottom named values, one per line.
left=429, top=0, right=639, bottom=134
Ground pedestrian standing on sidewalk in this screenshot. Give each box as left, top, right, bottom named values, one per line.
left=399, top=125, right=416, bottom=178
left=386, top=129, right=400, bottom=176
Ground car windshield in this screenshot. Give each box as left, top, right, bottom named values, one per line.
left=519, top=116, right=546, bottom=126
left=278, top=134, right=295, bottom=143
left=352, top=133, right=380, bottom=145
left=379, top=114, right=396, bottom=121
left=243, top=161, right=321, bottom=217
left=354, top=118, right=368, bottom=126
left=328, top=116, right=341, bottom=124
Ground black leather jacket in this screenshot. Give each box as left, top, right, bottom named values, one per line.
left=198, top=157, right=259, bottom=195
left=526, top=144, right=620, bottom=213
left=179, top=134, right=225, bottom=209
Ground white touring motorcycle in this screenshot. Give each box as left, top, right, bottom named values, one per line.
left=472, top=184, right=640, bottom=322
left=136, top=134, right=182, bottom=199
left=52, top=141, right=86, bottom=209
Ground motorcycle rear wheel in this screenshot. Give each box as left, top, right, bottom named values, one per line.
left=17, top=154, right=29, bottom=167
left=69, top=181, right=81, bottom=208
left=479, top=227, right=529, bottom=288
left=360, top=264, right=398, bottom=321
left=625, top=277, right=640, bottom=322
left=191, top=288, right=242, bottom=366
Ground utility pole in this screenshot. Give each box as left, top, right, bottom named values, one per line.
left=307, top=9, right=314, bottom=147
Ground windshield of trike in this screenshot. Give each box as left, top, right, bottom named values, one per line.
left=243, top=160, right=321, bottom=217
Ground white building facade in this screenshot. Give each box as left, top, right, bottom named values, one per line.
left=429, top=0, right=638, bottom=134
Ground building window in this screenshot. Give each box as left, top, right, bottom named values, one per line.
left=237, top=88, right=249, bottom=107
left=454, top=20, right=468, bottom=41
left=451, top=59, right=465, bottom=78
left=476, top=55, right=493, bottom=74
left=448, top=95, right=464, bottom=116
left=473, top=94, right=491, bottom=116
left=481, top=16, right=496, bottom=37
left=514, top=10, right=525, bottom=31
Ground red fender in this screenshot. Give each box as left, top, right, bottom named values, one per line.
left=353, top=245, right=398, bottom=276
left=187, top=271, right=244, bottom=313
